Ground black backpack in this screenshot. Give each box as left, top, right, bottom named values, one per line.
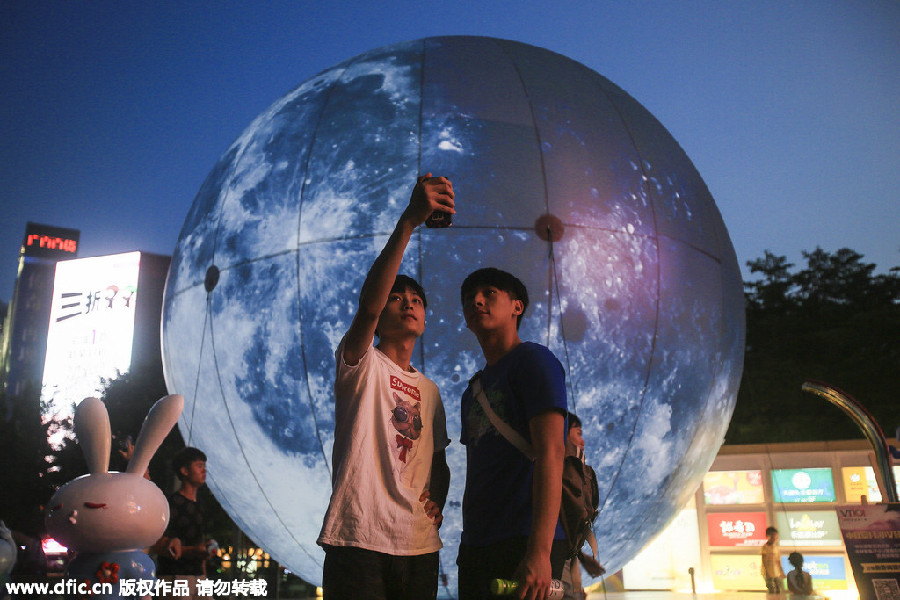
left=560, top=454, right=600, bottom=559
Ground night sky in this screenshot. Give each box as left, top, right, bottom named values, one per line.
left=2, top=1, right=898, bottom=302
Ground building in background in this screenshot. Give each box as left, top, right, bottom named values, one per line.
left=616, top=439, right=900, bottom=600
left=1, top=223, right=80, bottom=401
left=1, top=221, right=169, bottom=423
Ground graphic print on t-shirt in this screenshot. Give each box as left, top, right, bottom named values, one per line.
left=389, top=375, right=423, bottom=464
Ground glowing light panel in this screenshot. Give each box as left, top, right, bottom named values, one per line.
left=41, top=252, right=141, bottom=420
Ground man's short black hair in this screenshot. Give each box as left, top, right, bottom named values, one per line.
left=460, top=268, right=529, bottom=328
left=567, top=412, right=582, bottom=429
left=172, top=446, right=207, bottom=480
left=391, top=274, right=427, bottom=309
left=765, top=526, right=778, bottom=536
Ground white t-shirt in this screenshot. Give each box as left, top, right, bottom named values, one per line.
left=317, top=339, right=450, bottom=555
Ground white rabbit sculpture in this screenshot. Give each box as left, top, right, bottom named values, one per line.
left=45, top=394, right=183, bottom=598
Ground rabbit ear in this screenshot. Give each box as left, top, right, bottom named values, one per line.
left=127, top=394, right=184, bottom=476
left=74, top=397, right=111, bottom=475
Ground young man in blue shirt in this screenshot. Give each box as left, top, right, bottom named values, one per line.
left=457, top=268, right=568, bottom=600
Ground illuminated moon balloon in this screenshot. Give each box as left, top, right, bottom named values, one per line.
left=162, top=36, right=744, bottom=589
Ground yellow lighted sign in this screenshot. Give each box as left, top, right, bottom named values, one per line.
left=703, top=470, right=765, bottom=505
left=842, top=466, right=876, bottom=502
left=842, top=466, right=900, bottom=502
left=710, top=553, right=762, bottom=591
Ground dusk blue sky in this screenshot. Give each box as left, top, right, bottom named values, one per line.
left=2, top=1, right=898, bottom=302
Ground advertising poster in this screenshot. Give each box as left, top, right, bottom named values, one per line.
left=776, top=510, right=843, bottom=546
left=844, top=467, right=900, bottom=503
left=703, top=470, right=765, bottom=505
left=707, top=512, right=768, bottom=547
left=779, top=555, right=848, bottom=591
left=772, top=468, right=837, bottom=503
left=836, top=503, right=900, bottom=600
left=710, top=554, right=762, bottom=590
left=41, top=252, right=141, bottom=422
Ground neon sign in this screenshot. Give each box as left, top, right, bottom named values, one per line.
left=22, top=223, right=81, bottom=259
left=26, top=234, right=78, bottom=253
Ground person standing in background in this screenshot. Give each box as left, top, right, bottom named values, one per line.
left=761, top=526, right=785, bottom=598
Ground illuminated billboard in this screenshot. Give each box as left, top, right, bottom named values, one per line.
left=40, top=252, right=141, bottom=420
left=842, top=466, right=900, bottom=503
left=703, top=470, right=765, bottom=505
left=771, top=468, right=836, bottom=503
left=780, top=555, right=848, bottom=590
left=710, top=554, right=763, bottom=590
left=707, top=512, right=768, bottom=547
left=775, top=510, right=842, bottom=546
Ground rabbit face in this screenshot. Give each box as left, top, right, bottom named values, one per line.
left=46, top=472, right=169, bottom=553
left=45, top=395, right=183, bottom=554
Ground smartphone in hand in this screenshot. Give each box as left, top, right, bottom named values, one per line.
left=425, top=210, right=452, bottom=228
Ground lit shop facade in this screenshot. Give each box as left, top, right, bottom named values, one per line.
left=619, top=439, right=900, bottom=599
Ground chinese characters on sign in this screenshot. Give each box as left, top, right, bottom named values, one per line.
left=40, top=252, right=142, bottom=423
left=54, top=286, right=137, bottom=323
left=707, top=512, right=768, bottom=547
left=776, top=510, right=843, bottom=546
left=836, top=503, right=900, bottom=600
left=772, top=468, right=837, bottom=503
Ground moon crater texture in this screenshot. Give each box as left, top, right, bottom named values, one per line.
left=162, top=36, right=745, bottom=589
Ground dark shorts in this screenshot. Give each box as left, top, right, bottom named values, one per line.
left=457, top=537, right=569, bottom=600
left=765, top=576, right=783, bottom=594
left=322, top=545, right=439, bottom=600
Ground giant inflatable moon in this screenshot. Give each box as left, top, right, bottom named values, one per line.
left=162, top=36, right=745, bottom=590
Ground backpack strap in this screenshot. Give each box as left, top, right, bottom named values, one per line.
left=471, top=373, right=535, bottom=462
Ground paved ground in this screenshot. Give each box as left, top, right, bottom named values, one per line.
left=588, top=593, right=766, bottom=600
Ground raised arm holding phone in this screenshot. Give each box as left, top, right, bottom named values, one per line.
left=317, top=175, right=454, bottom=600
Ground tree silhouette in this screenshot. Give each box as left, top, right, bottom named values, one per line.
left=0, top=383, right=80, bottom=538
left=727, top=247, right=899, bottom=444
left=745, top=250, right=796, bottom=313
